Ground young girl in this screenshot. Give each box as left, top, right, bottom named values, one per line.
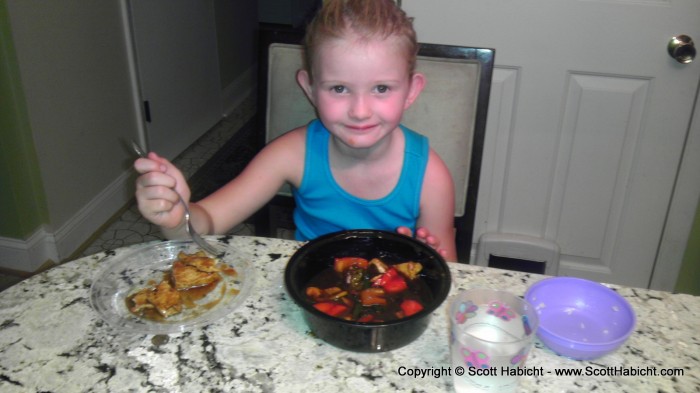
left=134, top=0, right=457, bottom=260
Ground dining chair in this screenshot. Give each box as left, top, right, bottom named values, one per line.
left=253, top=24, right=495, bottom=263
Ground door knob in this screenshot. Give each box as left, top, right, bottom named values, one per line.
left=667, top=35, right=695, bottom=64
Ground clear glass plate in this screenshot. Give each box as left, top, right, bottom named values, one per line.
left=90, top=240, right=254, bottom=335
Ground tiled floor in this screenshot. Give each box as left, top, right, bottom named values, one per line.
left=0, top=96, right=260, bottom=292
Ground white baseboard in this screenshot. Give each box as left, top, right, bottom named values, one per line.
left=0, top=169, right=134, bottom=272
left=0, top=226, right=59, bottom=272
left=221, top=65, right=255, bottom=116
left=54, top=170, right=135, bottom=260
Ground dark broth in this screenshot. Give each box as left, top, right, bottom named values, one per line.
left=305, top=264, right=433, bottom=323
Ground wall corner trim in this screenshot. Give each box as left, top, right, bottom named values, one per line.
left=0, top=226, right=58, bottom=272
left=0, top=169, right=134, bottom=272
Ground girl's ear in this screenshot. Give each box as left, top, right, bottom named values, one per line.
left=404, top=72, right=426, bottom=110
left=296, top=69, right=315, bottom=105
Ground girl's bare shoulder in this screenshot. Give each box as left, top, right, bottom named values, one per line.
left=424, top=148, right=453, bottom=184
left=255, top=125, right=307, bottom=185
left=265, top=125, right=307, bottom=153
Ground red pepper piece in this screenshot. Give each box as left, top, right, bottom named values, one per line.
left=313, top=302, right=348, bottom=317
left=372, top=268, right=399, bottom=286
left=382, top=278, right=408, bottom=294
left=357, top=314, right=375, bottom=323
left=373, top=268, right=408, bottom=293
left=400, top=299, right=424, bottom=317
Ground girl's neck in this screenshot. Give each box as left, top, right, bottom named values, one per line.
left=329, top=126, right=403, bottom=164
left=327, top=127, right=405, bottom=200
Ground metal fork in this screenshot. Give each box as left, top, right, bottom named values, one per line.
left=130, top=140, right=225, bottom=258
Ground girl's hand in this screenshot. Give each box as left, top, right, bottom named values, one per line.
left=134, top=152, right=191, bottom=229
left=396, top=226, right=449, bottom=259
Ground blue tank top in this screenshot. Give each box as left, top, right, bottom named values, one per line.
left=293, top=119, right=429, bottom=241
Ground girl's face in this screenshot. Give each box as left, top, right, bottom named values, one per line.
left=297, top=34, right=424, bottom=151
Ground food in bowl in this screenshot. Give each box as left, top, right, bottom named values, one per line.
left=285, top=229, right=451, bottom=352
left=126, top=251, right=238, bottom=321
left=304, top=257, right=428, bottom=323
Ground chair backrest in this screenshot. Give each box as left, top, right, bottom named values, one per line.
left=257, top=25, right=494, bottom=262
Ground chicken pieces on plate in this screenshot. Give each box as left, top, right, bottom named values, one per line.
left=171, top=251, right=222, bottom=290
left=127, top=251, right=222, bottom=318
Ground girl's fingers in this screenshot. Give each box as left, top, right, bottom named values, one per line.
left=396, top=226, right=449, bottom=259
left=136, top=171, right=177, bottom=190
left=396, top=226, right=413, bottom=237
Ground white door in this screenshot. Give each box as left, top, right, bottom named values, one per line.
left=128, top=0, right=222, bottom=160
left=403, top=0, right=700, bottom=288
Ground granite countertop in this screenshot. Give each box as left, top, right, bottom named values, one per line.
left=0, top=236, right=698, bottom=392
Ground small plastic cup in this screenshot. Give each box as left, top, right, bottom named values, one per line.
left=449, top=288, right=539, bottom=393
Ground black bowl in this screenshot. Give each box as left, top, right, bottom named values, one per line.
left=284, top=229, right=451, bottom=352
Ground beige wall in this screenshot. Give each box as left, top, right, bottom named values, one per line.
left=2, top=0, right=256, bottom=270
left=6, top=0, right=139, bottom=265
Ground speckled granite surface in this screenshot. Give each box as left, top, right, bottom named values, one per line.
left=0, top=236, right=698, bottom=392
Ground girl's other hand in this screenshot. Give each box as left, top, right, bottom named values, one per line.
left=134, top=152, right=191, bottom=229
left=396, top=226, right=449, bottom=260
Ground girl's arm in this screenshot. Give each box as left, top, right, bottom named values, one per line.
left=135, top=126, right=306, bottom=238
left=192, top=127, right=306, bottom=234
left=416, top=149, right=458, bottom=262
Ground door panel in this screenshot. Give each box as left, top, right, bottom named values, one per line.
left=553, top=74, right=649, bottom=273
left=403, top=0, right=700, bottom=287
left=128, top=0, right=222, bottom=160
